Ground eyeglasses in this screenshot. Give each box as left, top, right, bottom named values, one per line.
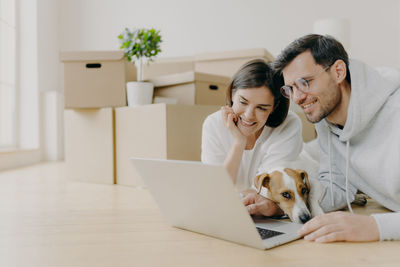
left=280, top=65, right=332, bottom=99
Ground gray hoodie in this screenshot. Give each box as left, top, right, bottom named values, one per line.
left=316, top=59, right=400, bottom=241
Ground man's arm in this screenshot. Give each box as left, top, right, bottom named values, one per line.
left=298, top=211, right=400, bottom=242
left=299, top=123, right=400, bottom=242
left=297, top=211, right=379, bottom=242
left=372, top=212, right=400, bottom=241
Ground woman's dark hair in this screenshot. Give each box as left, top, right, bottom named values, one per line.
left=226, top=59, right=288, bottom=128
left=274, top=34, right=351, bottom=84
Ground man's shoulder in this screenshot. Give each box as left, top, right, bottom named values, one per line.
left=386, top=87, right=400, bottom=106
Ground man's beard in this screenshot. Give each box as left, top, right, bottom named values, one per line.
left=305, top=84, right=341, bottom=123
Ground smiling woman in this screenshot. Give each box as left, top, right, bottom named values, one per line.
left=229, top=87, right=274, bottom=142
left=201, top=59, right=303, bottom=198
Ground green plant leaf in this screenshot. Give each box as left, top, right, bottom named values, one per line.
left=117, top=27, right=162, bottom=62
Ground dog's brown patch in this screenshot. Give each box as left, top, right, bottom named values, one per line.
left=253, top=173, right=270, bottom=193
left=284, top=168, right=309, bottom=205
left=265, top=171, right=296, bottom=219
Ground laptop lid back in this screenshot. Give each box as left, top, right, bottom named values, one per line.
left=131, top=158, right=265, bottom=249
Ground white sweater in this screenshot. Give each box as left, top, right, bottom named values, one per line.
left=201, top=110, right=303, bottom=191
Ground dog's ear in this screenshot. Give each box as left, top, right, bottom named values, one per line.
left=297, top=169, right=310, bottom=190
left=253, top=173, right=270, bottom=193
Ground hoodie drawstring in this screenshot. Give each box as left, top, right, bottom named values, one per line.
left=328, top=131, right=354, bottom=213
left=328, top=133, right=334, bottom=207
left=345, top=141, right=354, bottom=213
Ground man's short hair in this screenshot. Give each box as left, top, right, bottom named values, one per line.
left=274, top=34, right=351, bottom=84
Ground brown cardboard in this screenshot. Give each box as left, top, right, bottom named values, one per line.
left=64, top=108, right=115, bottom=184
left=115, top=104, right=220, bottom=187
left=194, top=48, right=274, bottom=78
left=142, top=56, right=194, bottom=80
left=296, top=111, right=317, bottom=142
left=149, top=71, right=231, bottom=106
left=60, top=51, right=136, bottom=109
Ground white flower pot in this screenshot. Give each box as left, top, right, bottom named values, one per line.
left=126, top=82, right=154, bottom=107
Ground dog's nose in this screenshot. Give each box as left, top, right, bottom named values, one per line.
left=299, top=213, right=311, bottom=224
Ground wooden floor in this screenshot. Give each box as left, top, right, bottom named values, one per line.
left=0, top=162, right=399, bottom=267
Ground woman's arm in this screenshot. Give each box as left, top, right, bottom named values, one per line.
left=224, top=139, right=246, bottom=184
left=220, top=107, right=246, bottom=184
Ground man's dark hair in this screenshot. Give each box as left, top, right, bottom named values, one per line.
left=226, top=59, right=288, bottom=127
left=274, top=34, right=351, bottom=84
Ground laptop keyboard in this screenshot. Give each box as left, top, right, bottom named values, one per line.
left=256, top=227, right=284, bottom=240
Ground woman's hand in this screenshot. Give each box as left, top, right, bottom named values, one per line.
left=241, top=189, right=284, bottom=216
left=221, top=106, right=246, bottom=143
left=221, top=106, right=246, bottom=183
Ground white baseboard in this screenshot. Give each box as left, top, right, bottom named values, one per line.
left=0, top=149, right=42, bottom=171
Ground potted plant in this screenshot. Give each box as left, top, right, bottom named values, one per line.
left=118, top=28, right=162, bottom=106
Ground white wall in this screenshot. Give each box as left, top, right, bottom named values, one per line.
left=1, top=0, right=43, bottom=171
left=4, top=0, right=61, bottom=169
left=18, top=0, right=39, bottom=149
left=59, top=0, right=400, bottom=70
left=37, top=0, right=59, bottom=93
left=37, top=0, right=64, bottom=161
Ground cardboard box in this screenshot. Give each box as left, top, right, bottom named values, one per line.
left=296, top=111, right=317, bottom=142
left=290, top=103, right=317, bottom=142
left=142, top=56, right=194, bottom=80
left=64, top=108, right=115, bottom=184
left=149, top=71, right=231, bottom=106
left=195, top=48, right=274, bottom=78
left=60, top=51, right=136, bottom=109
left=115, top=104, right=220, bottom=187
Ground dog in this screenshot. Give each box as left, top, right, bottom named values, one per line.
left=252, top=146, right=368, bottom=224
left=253, top=166, right=324, bottom=224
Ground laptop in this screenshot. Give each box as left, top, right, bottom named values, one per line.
left=130, top=158, right=303, bottom=250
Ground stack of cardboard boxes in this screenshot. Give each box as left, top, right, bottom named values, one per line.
left=61, top=51, right=134, bottom=184
left=62, top=48, right=314, bottom=187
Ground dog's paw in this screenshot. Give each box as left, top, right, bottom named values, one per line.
left=352, top=193, right=368, bottom=206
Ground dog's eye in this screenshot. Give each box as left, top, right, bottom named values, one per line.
left=301, top=188, right=308, bottom=195
left=281, top=192, right=291, bottom=199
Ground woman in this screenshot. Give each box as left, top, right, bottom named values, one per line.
left=201, top=59, right=303, bottom=215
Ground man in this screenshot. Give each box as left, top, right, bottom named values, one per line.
left=244, top=34, right=400, bottom=242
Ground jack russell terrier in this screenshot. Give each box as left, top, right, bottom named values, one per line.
left=252, top=154, right=367, bottom=224
left=253, top=166, right=324, bottom=224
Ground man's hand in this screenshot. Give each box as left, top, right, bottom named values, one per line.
left=298, top=211, right=380, bottom=243
left=241, top=189, right=283, bottom=216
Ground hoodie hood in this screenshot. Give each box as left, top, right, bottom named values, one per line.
left=324, top=59, right=400, bottom=213
left=339, top=59, right=400, bottom=141
left=316, top=60, right=400, bottom=239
